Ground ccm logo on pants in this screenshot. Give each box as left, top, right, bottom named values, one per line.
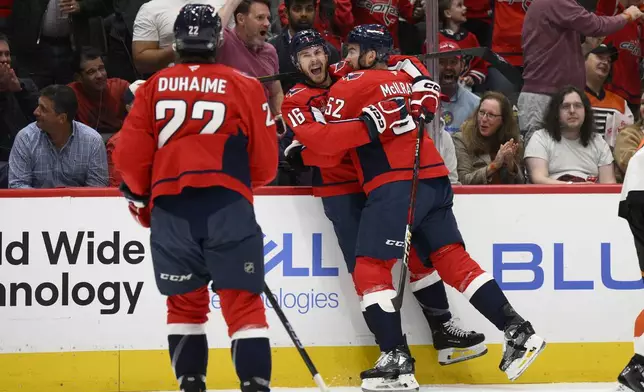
left=160, top=273, right=193, bottom=282
left=385, top=240, right=405, bottom=247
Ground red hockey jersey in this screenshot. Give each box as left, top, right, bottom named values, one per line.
left=491, top=0, right=532, bottom=66
left=464, top=0, right=491, bottom=20
left=596, top=0, right=644, bottom=105
left=114, top=63, right=278, bottom=204
left=303, top=68, right=449, bottom=194
left=278, top=0, right=354, bottom=51
left=351, top=0, right=419, bottom=49
left=282, top=84, right=363, bottom=197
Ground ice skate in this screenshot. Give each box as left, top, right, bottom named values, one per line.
left=180, top=374, right=206, bottom=392
left=360, top=345, right=419, bottom=392
left=499, top=320, right=546, bottom=381
left=432, top=318, right=487, bottom=365
left=616, top=354, right=644, bottom=392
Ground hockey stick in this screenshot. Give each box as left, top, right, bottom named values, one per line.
left=264, top=284, right=330, bottom=392
left=254, top=48, right=522, bottom=85
left=390, top=115, right=425, bottom=311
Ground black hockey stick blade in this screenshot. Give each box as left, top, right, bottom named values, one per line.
left=264, top=284, right=330, bottom=391
left=412, top=46, right=487, bottom=62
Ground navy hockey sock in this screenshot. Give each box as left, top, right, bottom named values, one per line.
left=469, top=280, right=523, bottom=331
left=168, top=334, right=208, bottom=382
left=363, top=304, right=404, bottom=352
left=413, top=280, right=452, bottom=326
left=232, top=337, right=271, bottom=390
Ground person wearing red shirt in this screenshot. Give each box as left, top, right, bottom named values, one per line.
left=68, top=48, right=130, bottom=141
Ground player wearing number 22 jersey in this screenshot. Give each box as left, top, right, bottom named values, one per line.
left=114, top=5, right=276, bottom=392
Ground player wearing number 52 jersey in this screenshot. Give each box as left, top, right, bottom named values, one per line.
left=294, top=24, right=546, bottom=391
left=114, top=5, right=276, bottom=392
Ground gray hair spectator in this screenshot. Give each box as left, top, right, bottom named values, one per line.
left=8, top=85, right=108, bottom=188
left=584, top=43, right=633, bottom=147
left=217, top=0, right=284, bottom=117
left=0, top=33, right=39, bottom=188
left=68, top=47, right=131, bottom=141
left=438, top=41, right=480, bottom=134
left=132, top=0, right=227, bottom=75
left=10, top=0, right=114, bottom=89
left=268, top=0, right=340, bottom=93
left=524, top=85, right=616, bottom=185
left=453, top=91, right=524, bottom=185
left=614, top=92, right=644, bottom=182
left=518, top=0, right=643, bottom=143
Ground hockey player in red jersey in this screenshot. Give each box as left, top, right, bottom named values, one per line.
left=282, top=29, right=488, bottom=369
left=616, top=139, right=644, bottom=392
left=113, top=5, right=277, bottom=392
left=293, top=24, right=546, bottom=391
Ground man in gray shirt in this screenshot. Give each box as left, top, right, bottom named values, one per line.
left=9, top=85, right=108, bottom=188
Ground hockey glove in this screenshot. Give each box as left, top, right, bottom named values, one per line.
left=284, top=140, right=307, bottom=172
left=410, top=76, right=442, bottom=123
left=328, top=61, right=354, bottom=79
left=360, top=97, right=416, bottom=140
left=119, top=182, right=151, bottom=228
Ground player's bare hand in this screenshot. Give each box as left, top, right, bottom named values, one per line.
left=59, top=0, right=80, bottom=15
left=623, top=5, right=643, bottom=21
left=0, top=63, right=20, bottom=93
left=460, top=75, right=475, bottom=87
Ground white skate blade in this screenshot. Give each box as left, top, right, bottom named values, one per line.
left=361, top=374, right=419, bottom=392
left=505, top=334, right=546, bottom=381
left=438, top=342, right=488, bottom=366
left=615, top=383, right=633, bottom=391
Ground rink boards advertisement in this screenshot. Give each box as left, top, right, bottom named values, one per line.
left=0, top=189, right=642, bottom=391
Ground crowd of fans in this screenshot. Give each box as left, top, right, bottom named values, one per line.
left=0, top=0, right=643, bottom=189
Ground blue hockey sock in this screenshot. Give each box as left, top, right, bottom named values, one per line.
left=469, top=280, right=523, bottom=331
left=413, top=280, right=452, bottom=324
left=363, top=304, right=404, bottom=352
left=168, top=334, right=208, bottom=382
left=232, top=337, right=271, bottom=390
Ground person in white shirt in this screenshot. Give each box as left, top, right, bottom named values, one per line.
left=525, top=85, right=616, bottom=184
left=132, top=0, right=228, bottom=74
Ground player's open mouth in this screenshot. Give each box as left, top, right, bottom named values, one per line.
left=310, top=66, right=322, bottom=76
left=442, top=73, right=456, bottom=83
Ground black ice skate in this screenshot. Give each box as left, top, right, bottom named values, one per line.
left=499, top=320, right=546, bottom=381
left=360, top=345, right=419, bottom=392
left=180, top=374, right=206, bottom=392
left=432, top=318, right=488, bottom=365
left=616, top=354, right=644, bottom=392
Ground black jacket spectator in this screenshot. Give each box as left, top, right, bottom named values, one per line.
left=106, top=0, right=149, bottom=82
left=0, top=78, right=39, bottom=162
left=268, top=30, right=340, bottom=93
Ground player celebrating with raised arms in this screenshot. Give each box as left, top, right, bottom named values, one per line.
left=114, top=4, right=277, bottom=392
left=289, top=24, right=546, bottom=391
left=282, top=29, right=488, bottom=372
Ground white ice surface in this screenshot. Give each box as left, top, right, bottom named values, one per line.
left=158, top=382, right=622, bottom=391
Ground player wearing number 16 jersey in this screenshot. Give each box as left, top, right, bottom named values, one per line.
left=114, top=5, right=276, bottom=392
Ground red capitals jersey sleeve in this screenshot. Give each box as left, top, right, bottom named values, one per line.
left=281, top=84, right=363, bottom=196
left=114, top=64, right=277, bottom=204
left=324, top=69, right=449, bottom=194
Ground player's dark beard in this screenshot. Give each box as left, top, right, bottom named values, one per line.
left=288, top=16, right=313, bottom=32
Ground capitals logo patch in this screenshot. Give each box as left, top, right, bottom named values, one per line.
left=343, top=72, right=365, bottom=81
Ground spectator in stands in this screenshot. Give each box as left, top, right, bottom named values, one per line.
left=438, top=41, right=480, bottom=134
left=350, top=0, right=423, bottom=50
left=431, top=0, right=487, bottom=89
left=0, top=34, right=39, bottom=188
left=584, top=43, right=633, bottom=146
left=524, top=85, right=616, bottom=185
left=453, top=91, right=524, bottom=184
left=614, top=92, right=644, bottom=182
left=106, top=0, right=149, bottom=82
left=132, top=0, right=226, bottom=75
left=68, top=48, right=130, bottom=142
left=595, top=0, right=643, bottom=120
left=277, top=0, right=353, bottom=51
left=431, top=114, right=459, bottom=184
left=10, top=0, right=113, bottom=89
left=217, top=0, right=283, bottom=117
left=106, top=80, right=145, bottom=187
left=8, top=85, right=108, bottom=188
left=269, top=0, right=340, bottom=93
left=519, top=0, right=642, bottom=143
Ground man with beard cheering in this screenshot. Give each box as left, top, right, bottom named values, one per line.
left=269, top=0, right=340, bottom=92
